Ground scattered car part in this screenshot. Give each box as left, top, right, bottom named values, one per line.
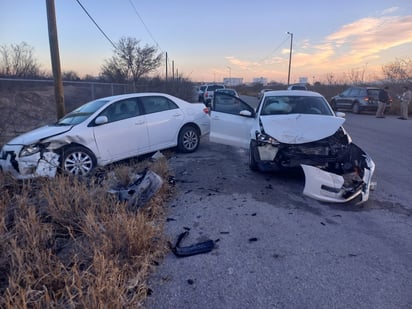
left=170, top=231, right=215, bottom=257
left=107, top=168, right=163, bottom=211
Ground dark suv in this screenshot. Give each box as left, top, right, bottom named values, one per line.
left=330, top=87, right=391, bottom=114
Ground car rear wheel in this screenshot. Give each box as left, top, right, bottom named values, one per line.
left=177, top=125, right=199, bottom=153
left=61, top=146, right=96, bottom=176
left=352, top=102, right=360, bottom=114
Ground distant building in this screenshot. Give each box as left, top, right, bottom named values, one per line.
left=223, top=77, right=243, bottom=86
left=299, top=77, right=308, bottom=84
left=253, top=77, right=268, bottom=85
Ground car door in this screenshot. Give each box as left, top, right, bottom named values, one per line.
left=92, top=98, right=150, bottom=162
left=336, top=88, right=352, bottom=110
left=140, top=95, right=184, bottom=150
left=209, top=92, right=255, bottom=149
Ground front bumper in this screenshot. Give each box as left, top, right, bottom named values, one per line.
left=0, top=145, right=60, bottom=179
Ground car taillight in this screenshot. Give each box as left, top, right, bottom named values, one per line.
left=203, top=107, right=209, bottom=114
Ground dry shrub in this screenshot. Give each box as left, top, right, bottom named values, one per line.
left=0, top=157, right=171, bottom=308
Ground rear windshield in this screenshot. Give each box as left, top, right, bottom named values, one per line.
left=207, top=85, right=225, bottom=91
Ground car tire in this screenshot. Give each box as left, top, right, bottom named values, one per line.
left=61, top=146, right=96, bottom=176
left=352, top=102, right=360, bottom=114
left=177, top=125, right=199, bottom=153
left=249, top=140, right=259, bottom=171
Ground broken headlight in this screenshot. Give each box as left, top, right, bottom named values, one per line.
left=256, top=132, right=280, bottom=146
left=20, top=143, right=49, bottom=157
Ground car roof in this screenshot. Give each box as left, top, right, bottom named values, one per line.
left=263, top=90, right=322, bottom=97
left=91, top=92, right=178, bottom=102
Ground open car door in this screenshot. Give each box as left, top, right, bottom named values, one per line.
left=209, top=92, right=255, bottom=149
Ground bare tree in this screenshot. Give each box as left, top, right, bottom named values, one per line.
left=0, top=42, right=41, bottom=78
left=62, top=70, right=80, bottom=81
left=382, top=57, right=412, bottom=83
left=100, top=37, right=163, bottom=89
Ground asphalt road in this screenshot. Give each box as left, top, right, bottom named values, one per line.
left=144, top=100, right=412, bottom=309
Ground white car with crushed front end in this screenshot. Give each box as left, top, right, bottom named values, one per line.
left=209, top=90, right=375, bottom=204
left=0, top=93, right=210, bottom=179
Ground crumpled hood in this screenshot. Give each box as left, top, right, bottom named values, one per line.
left=6, top=125, right=73, bottom=145
left=260, top=114, right=345, bottom=144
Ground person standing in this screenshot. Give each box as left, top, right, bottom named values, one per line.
left=399, top=86, right=412, bottom=120
left=376, top=86, right=389, bottom=118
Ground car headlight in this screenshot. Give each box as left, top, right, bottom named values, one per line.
left=20, top=143, right=49, bottom=157
left=256, top=132, right=280, bottom=146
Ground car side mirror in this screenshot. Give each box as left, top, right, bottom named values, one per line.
left=95, top=116, right=109, bottom=125
left=335, top=111, right=346, bottom=118
left=239, top=110, right=253, bottom=117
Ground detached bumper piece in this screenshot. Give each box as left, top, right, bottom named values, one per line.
left=301, top=143, right=375, bottom=204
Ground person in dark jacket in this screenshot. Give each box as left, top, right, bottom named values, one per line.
left=376, top=86, right=389, bottom=118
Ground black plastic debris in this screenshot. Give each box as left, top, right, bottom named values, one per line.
left=107, top=168, right=163, bottom=211
left=170, top=231, right=215, bottom=258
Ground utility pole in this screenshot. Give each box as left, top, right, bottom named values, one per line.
left=165, top=52, right=168, bottom=81
left=287, top=32, right=293, bottom=86
left=46, top=0, right=65, bottom=118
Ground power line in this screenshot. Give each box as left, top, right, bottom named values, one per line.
left=75, top=0, right=117, bottom=50
left=258, top=36, right=290, bottom=63
left=128, top=0, right=161, bottom=51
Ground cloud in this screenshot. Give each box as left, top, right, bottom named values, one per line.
left=215, top=13, right=412, bottom=82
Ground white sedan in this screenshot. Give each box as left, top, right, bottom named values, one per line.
left=209, top=90, right=375, bottom=204
left=0, top=93, right=210, bottom=179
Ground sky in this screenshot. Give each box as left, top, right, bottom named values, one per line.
left=1, top=0, right=412, bottom=84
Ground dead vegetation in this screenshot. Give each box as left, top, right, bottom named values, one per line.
left=0, top=157, right=173, bottom=308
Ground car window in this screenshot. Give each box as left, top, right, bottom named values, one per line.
left=57, top=99, right=110, bottom=125
left=100, top=98, right=140, bottom=123
left=140, top=96, right=178, bottom=114
left=367, top=89, right=380, bottom=99
left=348, top=88, right=359, bottom=96
left=214, top=94, right=252, bottom=115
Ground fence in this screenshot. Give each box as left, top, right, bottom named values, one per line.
left=0, top=78, right=197, bottom=145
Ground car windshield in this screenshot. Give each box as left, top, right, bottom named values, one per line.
left=260, top=95, right=333, bottom=116
left=56, top=99, right=110, bottom=125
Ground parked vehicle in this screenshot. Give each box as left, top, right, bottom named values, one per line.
left=215, top=88, right=239, bottom=97
left=330, top=86, right=391, bottom=113
left=209, top=90, right=375, bottom=203
left=197, top=85, right=207, bottom=102
left=203, top=84, right=225, bottom=104
left=287, top=84, right=307, bottom=90
left=0, top=93, right=210, bottom=179
left=258, top=89, right=273, bottom=100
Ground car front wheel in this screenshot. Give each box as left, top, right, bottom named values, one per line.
left=178, top=125, right=199, bottom=153
left=61, top=146, right=96, bottom=176
left=249, top=140, right=259, bottom=171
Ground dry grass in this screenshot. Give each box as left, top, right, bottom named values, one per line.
left=0, top=157, right=172, bottom=308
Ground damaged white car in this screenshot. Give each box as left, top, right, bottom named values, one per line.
left=209, top=90, right=375, bottom=203
left=0, top=93, right=210, bottom=179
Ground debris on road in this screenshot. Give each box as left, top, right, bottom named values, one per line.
left=170, top=231, right=215, bottom=257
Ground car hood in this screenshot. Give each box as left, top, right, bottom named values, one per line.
left=6, top=125, right=73, bottom=145
left=260, top=114, right=345, bottom=144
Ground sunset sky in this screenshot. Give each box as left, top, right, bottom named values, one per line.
left=1, top=0, right=412, bottom=84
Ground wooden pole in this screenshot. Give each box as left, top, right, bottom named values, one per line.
left=46, top=0, right=65, bottom=118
